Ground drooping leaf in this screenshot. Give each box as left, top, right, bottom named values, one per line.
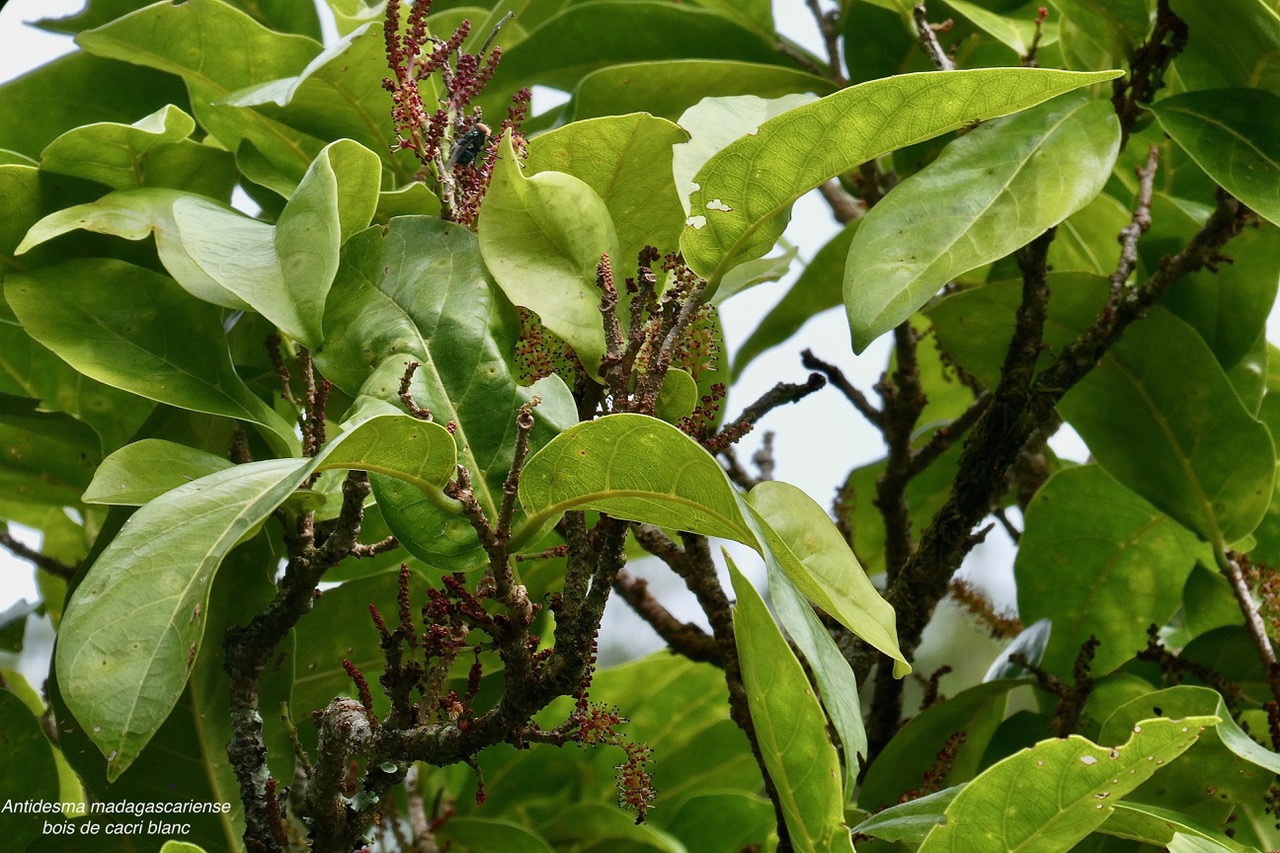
left=745, top=480, right=907, bottom=677
left=77, top=0, right=326, bottom=179
left=944, top=0, right=1061, bottom=56
left=56, top=414, right=455, bottom=777
left=1151, top=89, right=1280, bottom=228
left=526, top=114, right=688, bottom=266
left=39, top=104, right=236, bottom=199
left=844, top=94, right=1120, bottom=351
left=727, top=555, right=854, bottom=853
left=1016, top=465, right=1208, bottom=677
left=1098, top=801, right=1252, bottom=852
left=849, top=786, right=961, bottom=844
left=480, top=131, right=619, bottom=375
left=918, top=716, right=1220, bottom=851
left=569, top=60, right=836, bottom=123
left=5, top=258, right=299, bottom=456
left=680, top=67, right=1122, bottom=290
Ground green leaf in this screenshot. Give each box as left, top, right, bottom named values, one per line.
left=918, top=716, right=1220, bottom=851
left=526, top=114, right=688, bottom=267
left=0, top=680, right=61, bottom=850
left=944, top=0, right=1060, bottom=55
left=160, top=842, right=211, bottom=853
left=5, top=258, right=299, bottom=456
left=437, top=818, right=556, bottom=853
left=83, top=439, right=236, bottom=505
left=658, top=791, right=775, bottom=853
left=1099, top=801, right=1251, bottom=852
left=859, top=681, right=1016, bottom=811
left=480, top=130, right=620, bottom=374
left=19, top=139, right=381, bottom=347
left=713, top=241, right=798, bottom=306
left=218, top=22, right=418, bottom=182
left=517, top=415, right=908, bottom=670
left=680, top=67, right=1122, bottom=290
left=55, top=415, right=455, bottom=777
left=1160, top=221, right=1280, bottom=371
left=727, top=555, right=854, bottom=853
left=539, top=803, right=689, bottom=852
left=766, top=564, right=866, bottom=795
left=1050, top=0, right=1150, bottom=71
left=486, top=1, right=788, bottom=99
left=1047, top=192, right=1133, bottom=276
left=733, top=221, right=858, bottom=375
left=568, top=60, right=836, bottom=123
left=745, top=480, right=907, bottom=677
left=41, top=0, right=322, bottom=40
left=930, top=276, right=1277, bottom=544
left=318, top=216, right=577, bottom=570
left=1016, top=465, right=1207, bottom=677
left=844, top=93, right=1119, bottom=351
left=1151, top=89, right=1280, bottom=228
left=77, top=0, right=326, bottom=179
left=849, top=786, right=961, bottom=844
left=1172, top=0, right=1280, bottom=94
left=0, top=51, right=188, bottom=159
left=39, top=104, right=236, bottom=198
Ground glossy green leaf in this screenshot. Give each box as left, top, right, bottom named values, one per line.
left=918, top=716, right=1219, bottom=851
left=5, top=258, right=298, bottom=455
left=745, top=480, right=907, bottom=677
left=486, top=2, right=788, bottom=99
left=540, top=803, right=688, bottom=852
left=1151, top=89, right=1280, bottom=228
left=713, top=241, right=798, bottom=306
left=39, top=104, right=236, bottom=198
left=680, top=67, right=1122, bottom=290
left=1098, top=801, right=1251, bottom=852
left=734, top=221, right=858, bottom=375
left=1173, top=0, right=1280, bottom=94
left=480, top=131, right=619, bottom=374
left=518, top=414, right=908, bottom=669
left=319, top=217, right=576, bottom=570
left=930, top=276, right=1276, bottom=544
left=83, top=439, right=235, bottom=506
left=219, top=22, right=418, bottom=182
left=56, top=414, right=455, bottom=777
left=727, top=556, right=854, bottom=853
left=860, top=681, right=1016, bottom=811
left=526, top=114, right=688, bottom=266
left=654, top=368, right=699, bottom=424
left=845, top=94, right=1120, bottom=351
left=569, top=60, right=836, bottom=123
left=77, top=0, right=326, bottom=179
left=1016, top=465, right=1207, bottom=677
left=1048, top=192, right=1133, bottom=276
left=0, top=51, right=188, bottom=159
left=518, top=414, right=753, bottom=542
left=160, top=842, right=211, bottom=853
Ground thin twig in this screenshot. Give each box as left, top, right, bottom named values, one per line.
left=0, top=531, right=75, bottom=580
left=801, top=349, right=884, bottom=428
left=612, top=569, right=722, bottom=666
left=907, top=392, right=991, bottom=478
left=1222, top=552, right=1280, bottom=714
left=818, top=180, right=864, bottom=224
left=1109, top=146, right=1159, bottom=302
left=913, top=3, right=957, bottom=71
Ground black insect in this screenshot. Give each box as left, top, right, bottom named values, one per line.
left=445, top=122, right=491, bottom=169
